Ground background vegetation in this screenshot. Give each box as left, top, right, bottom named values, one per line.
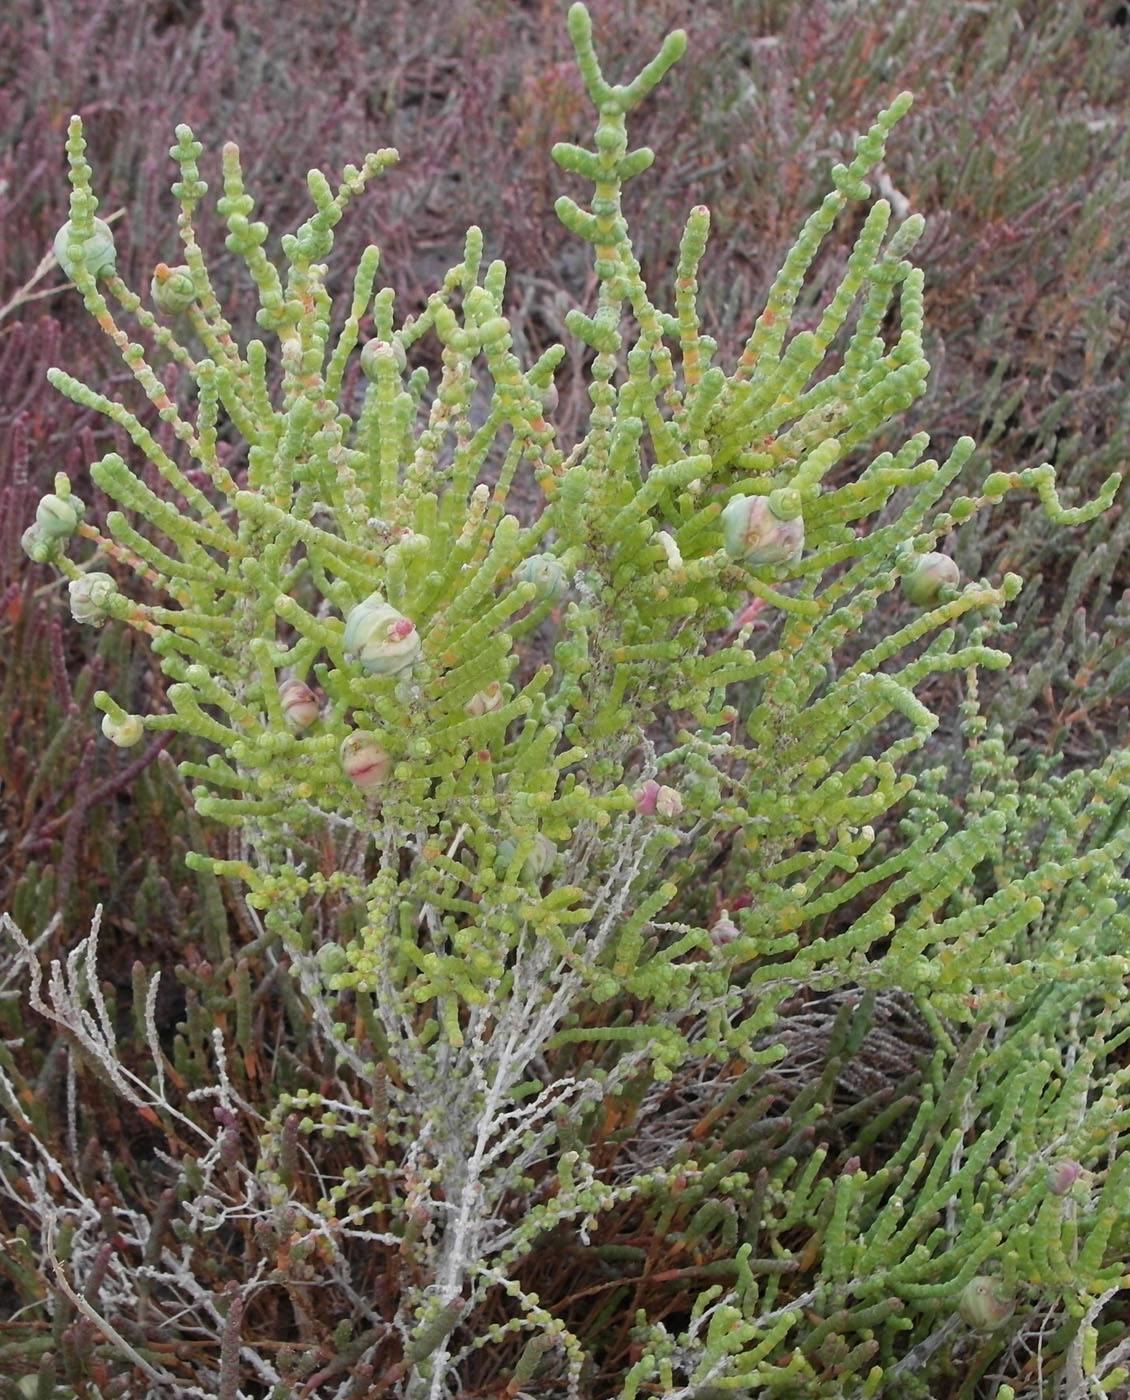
left=2, top=2, right=1129, bottom=1395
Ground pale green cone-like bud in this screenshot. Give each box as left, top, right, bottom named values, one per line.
left=721, top=487, right=804, bottom=566
left=343, top=593, right=421, bottom=675
left=101, top=712, right=144, bottom=747
left=902, top=551, right=960, bottom=606
left=150, top=262, right=197, bottom=313
left=16, top=1378, right=76, bottom=1400
left=498, top=834, right=558, bottom=882
left=316, top=942, right=349, bottom=977
left=956, top=1276, right=1015, bottom=1332
left=68, top=571, right=119, bottom=626
left=53, top=217, right=117, bottom=280
left=535, top=378, right=559, bottom=414
left=517, top=553, right=567, bottom=599
left=360, top=337, right=407, bottom=379
left=279, top=678, right=320, bottom=730
left=35, top=491, right=86, bottom=540
left=20, top=523, right=58, bottom=564
left=525, top=833, right=557, bottom=878
left=340, top=731, right=391, bottom=793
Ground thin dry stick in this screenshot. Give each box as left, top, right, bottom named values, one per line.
left=45, top=1230, right=172, bottom=1386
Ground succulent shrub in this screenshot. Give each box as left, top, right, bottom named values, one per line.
left=2, top=5, right=1129, bottom=1398
left=6, top=2, right=1130, bottom=770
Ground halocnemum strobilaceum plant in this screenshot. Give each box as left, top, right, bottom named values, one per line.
left=4, top=5, right=1129, bottom=1398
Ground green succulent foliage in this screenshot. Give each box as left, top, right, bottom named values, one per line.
left=4, top=4, right=1129, bottom=1396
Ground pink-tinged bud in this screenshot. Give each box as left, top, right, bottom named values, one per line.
left=902, top=551, right=959, bottom=606
left=340, top=732, right=391, bottom=794
left=957, top=1276, right=1015, bottom=1332
left=635, top=780, right=684, bottom=819
left=634, top=780, right=661, bottom=815
left=1046, top=1159, right=1085, bottom=1196
left=721, top=487, right=804, bottom=566
left=464, top=681, right=504, bottom=717
left=279, top=679, right=319, bottom=731
left=101, top=712, right=143, bottom=747
left=710, top=913, right=739, bottom=945
left=343, top=592, right=421, bottom=675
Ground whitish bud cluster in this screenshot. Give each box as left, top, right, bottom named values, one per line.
left=360, top=337, right=407, bottom=379
left=67, top=572, right=119, bottom=626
